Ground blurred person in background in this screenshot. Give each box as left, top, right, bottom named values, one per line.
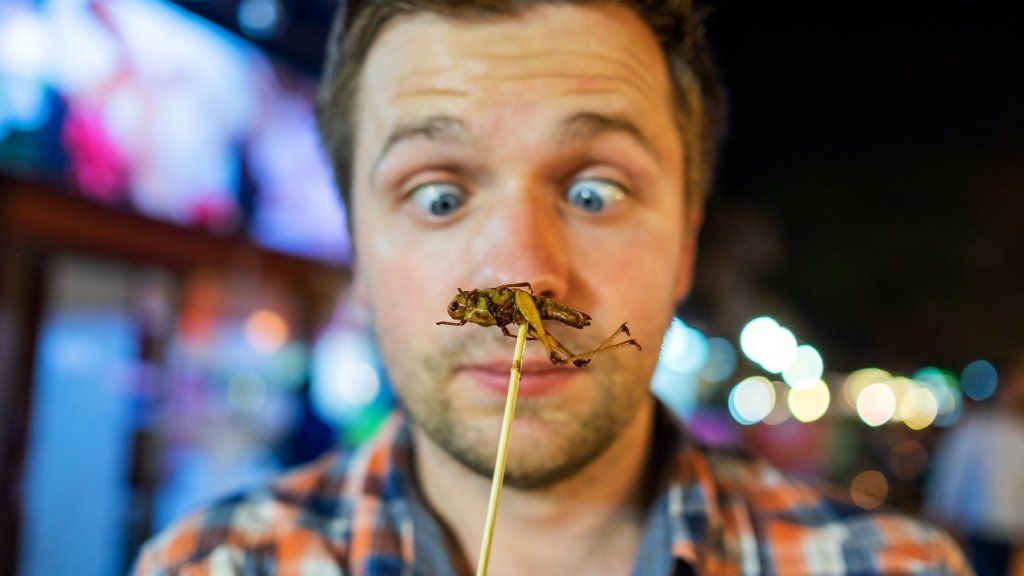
left=133, top=1, right=971, bottom=574
left=927, top=358, right=1024, bottom=576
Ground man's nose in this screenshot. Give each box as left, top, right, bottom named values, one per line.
left=471, top=187, right=569, bottom=301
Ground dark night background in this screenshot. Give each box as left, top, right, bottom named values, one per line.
left=182, top=0, right=1024, bottom=372
left=698, top=3, right=1023, bottom=372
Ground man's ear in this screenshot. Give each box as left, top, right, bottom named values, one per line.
left=674, top=208, right=704, bottom=302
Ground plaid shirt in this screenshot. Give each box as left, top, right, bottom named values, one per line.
left=134, top=404, right=971, bottom=575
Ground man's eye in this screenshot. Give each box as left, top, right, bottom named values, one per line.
left=566, top=179, right=627, bottom=213
left=410, top=183, right=466, bottom=218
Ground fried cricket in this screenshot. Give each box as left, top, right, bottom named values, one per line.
left=437, top=282, right=641, bottom=367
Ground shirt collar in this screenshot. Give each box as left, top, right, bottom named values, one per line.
left=342, top=412, right=417, bottom=571
left=344, top=400, right=727, bottom=573
left=649, top=401, right=728, bottom=571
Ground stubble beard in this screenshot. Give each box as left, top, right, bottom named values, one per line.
left=376, top=325, right=651, bottom=490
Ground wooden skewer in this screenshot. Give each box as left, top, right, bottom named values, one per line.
left=476, top=321, right=530, bottom=576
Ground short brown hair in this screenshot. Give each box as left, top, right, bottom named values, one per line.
left=316, top=0, right=726, bottom=218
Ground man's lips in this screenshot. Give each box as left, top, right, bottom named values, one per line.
left=460, top=359, right=581, bottom=397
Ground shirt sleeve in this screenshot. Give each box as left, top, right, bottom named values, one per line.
left=931, top=525, right=975, bottom=576
left=129, top=515, right=206, bottom=576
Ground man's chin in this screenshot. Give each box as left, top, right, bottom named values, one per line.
left=459, top=407, right=582, bottom=451
left=395, top=349, right=649, bottom=489
left=414, top=401, right=621, bottom=490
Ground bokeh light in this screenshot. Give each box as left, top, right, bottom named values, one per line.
left=917, top=364, right=962, bottom=424
left=787, top=379, right=830, bottom=422
left=887, top=377, right=917, bottom=423
left=932, top=389, right=963, bottom=427
left=758, top=326, right=798, bottom=374
left=700, top=337, right=737, bottom=383
left=740, top=317, right=776, bottom=361
left=244, top=310, right=289, bottom=353
left=659, top=318, right=709, bottom=374
left=913, top=367, right=962, bottom=427
left=237, top=0, right=284, bottom=40
left=856, top=382, right=896, bottom=427
left=728, top=377, right=776, bottom=425
left=762, top=381, right=792, bottom=425
left=652, top=318, right=707, bottom=416
left=961, top=360, right=998, bottom=401
left=312, top=359, right=380, bottom=422
left=900, top=387, right=939, bottom=430
left=843, top=368, right=892, bottom=408
left=913, top=366, right=956, bottom=390
left=850, top=470, right=889, bottom=510
left=782, top=345, right=824, bottom=390
left=311, top=331, right=383, bottom=425
left=739, top=316, right=798, bottom=374
left=0, top=11, right=49, bottom=78
left=650, top=367, right=698, bottom=417
left=0, top=9, right=53, bottom=135
left=890, top=439, right=928, bottom=480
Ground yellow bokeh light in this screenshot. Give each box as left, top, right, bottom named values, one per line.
left=788, top=379, right=830, bottom=422
left=888, top=377, right=917, bottom=423
left=900, top=387, right=939, bottom=430
left=856, top=382, right=897, bottom=427
left=843, top=368, right=892, bottom=408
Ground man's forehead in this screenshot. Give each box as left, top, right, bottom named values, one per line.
left=359, top=3, right=669, bottom=107
left=353, top=2, right=677, bottom=169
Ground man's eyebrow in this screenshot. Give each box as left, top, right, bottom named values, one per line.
left=372, top=115, right=469, bottom=176
left=558, top=112, right=657, bottom=157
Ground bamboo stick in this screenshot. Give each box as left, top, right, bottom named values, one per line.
left=475, top=321, right=530, bottom=576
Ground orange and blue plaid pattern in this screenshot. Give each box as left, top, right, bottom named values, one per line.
left=134, top=408, right=971, bottom=575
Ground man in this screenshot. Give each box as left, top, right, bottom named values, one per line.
left=135, top=1, right=970, bottom=574
left=927, top=359, right=1024, bottom=575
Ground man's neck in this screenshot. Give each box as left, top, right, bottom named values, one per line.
left=412, top=397, right=656, bottom=576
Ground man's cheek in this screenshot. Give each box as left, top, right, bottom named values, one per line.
left=369, top=262, right=440, bottom=339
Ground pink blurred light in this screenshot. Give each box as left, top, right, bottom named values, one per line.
left=61, top=105, right=129, bottom=202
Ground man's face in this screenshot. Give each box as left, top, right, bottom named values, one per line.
left=351, top=3, right=697, bottom=488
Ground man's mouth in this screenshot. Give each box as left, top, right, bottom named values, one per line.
left=460, top=358, right=581, bottom=398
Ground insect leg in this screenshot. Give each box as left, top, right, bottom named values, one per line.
left=497, top=282, right=533, bottom=293
left=513, top=290, right=564, bottom=361
left=556, top=323, right=642, bottom=367
left=534, top=328, right=577, bottom=363
left=565, top=338, right=642, bottom=367
left=436, top=320, right=468, bottom=326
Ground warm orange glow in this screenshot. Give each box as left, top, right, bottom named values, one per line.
left=245, top=310, right=289, bottom=353
left=850, top=470, right=888, bottom=510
